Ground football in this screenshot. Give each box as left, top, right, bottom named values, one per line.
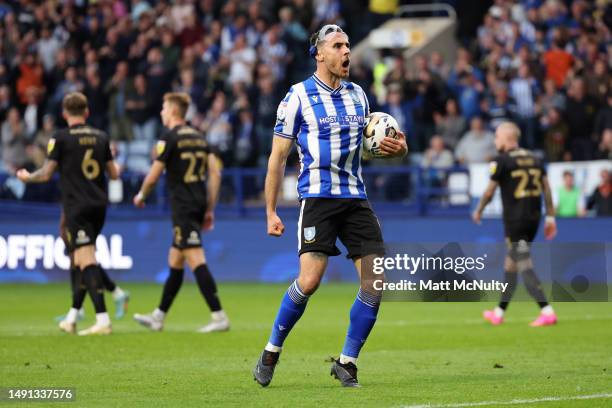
left=362, top=112, right=400, bottom=158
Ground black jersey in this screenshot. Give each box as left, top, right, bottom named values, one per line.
left=156, top=124, right=210, bottom=213
left=47, top=124, right=112, bottom=211
left=490, top=148, right=546, bottom=224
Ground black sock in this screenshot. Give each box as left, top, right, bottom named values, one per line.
left=159, top=268, right=184, bottom=313
left=101, top=269, right=117, bottom=292
left=522, top=268, right=549, bottom=306
left=193, top=264, right=222, bottom=312
left=71, top=267, right=87, bottom=309
left=498, top=271, right=518, bottom=310
left=70, top=266, right=77, bottom=294
left=82, top=264, right=107, bottom=313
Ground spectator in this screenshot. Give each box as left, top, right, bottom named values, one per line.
left=228, top=34, right=256, bottom=86
left=455, top=116, right=496, bottom=164
left=509, top=64, right=539, bottom=149
left=594, top=93, right=612, bottom=139
left=483, top=83, right=514, bottom=132
left=587, top=169, right=612, bottom=216
left=200, top=92, right=233, bottom=166
left=433, top=98, right=466, bottom=149
left=595, top=129, right=612, bottom=161
left=423, top=135, right=454, bottom=169
left=126, top=74, right=158, bottom=144
left=106, top=61, right=133, bottom=140
left=542, top=31, right=573, bottom=89
left=542, top=107, right=570, bottom=162
left=556, top=170, right=585, bottom=217
left=1, top=108, right=28, bottom=172
left=565, top=77, right=599, bottom=160
left=539, top=78, right=567, bottom=117
left=27, top=114, right=55, bottom=168
left=16, top=53, right=44, bottom=105
left=381, top=83, right=414, bottom=150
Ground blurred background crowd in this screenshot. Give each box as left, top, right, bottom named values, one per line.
left=0, top=0, right=609, bottom=211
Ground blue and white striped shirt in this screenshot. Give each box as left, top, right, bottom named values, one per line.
left=274, top=74, right=370, bottom=200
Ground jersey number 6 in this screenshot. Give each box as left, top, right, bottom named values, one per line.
left=82, top=148, right=100, bottom=180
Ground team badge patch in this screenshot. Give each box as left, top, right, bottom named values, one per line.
left=75, top=229, right=90, bottom=245
left=350, top=90, right=360, bottom=105
left=47, top=138, right=56, bottom=155
left=489, top=161, right=497, bottom=175
left=187, top=230, right=200, bottom=245
left=156, top=140, right=166, bottom=157
left=304, top=226, right=316, bottom=243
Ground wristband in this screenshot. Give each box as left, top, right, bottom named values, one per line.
left=545, top=215, right=555, bottom=224
left=136, top=191, right=146, bottom=202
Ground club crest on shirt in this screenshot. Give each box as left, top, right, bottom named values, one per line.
left=47, top=138, right=56, bottom=155
left=156, top=140, right=166, bottom=157
left=489, top=161, right=497, bottom=175
left=304, top=226, right=316, bottom=243
left=349, top=90, right=360, bottom=105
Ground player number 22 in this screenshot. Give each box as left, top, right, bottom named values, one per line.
left=180, top=151, right=207, bottom=183
left=511, top=168, right=542, bottom=198
left=81, top=148, right=100, bottom=180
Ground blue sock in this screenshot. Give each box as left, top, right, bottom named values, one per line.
left=341, top=288, right=381, bottom=360
left=267, top=280, right=309, bottom=349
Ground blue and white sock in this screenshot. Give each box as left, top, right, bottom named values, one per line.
left=339, top=288, right=381, bottom=364
left=265, top=280, right=309, bottom=353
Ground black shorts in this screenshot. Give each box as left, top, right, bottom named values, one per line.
left=297, top=198, right=384, bottom=259
left=171, top=208, right=205, bottom=250
left=504, top=220, right=539, bottom=244
left=64, top=206, right=106, bottom=252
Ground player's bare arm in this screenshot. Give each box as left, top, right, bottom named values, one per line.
left=379, top=131, right=408, bottom=158
left=134, top=160, right=165, bottom=208
left=106, top=160, right=121, bottom=180
left=542, top=175, right=557, bottom=240
left=265, top=136, right=293, bottom=236
left=472, top=180, right=498, bottom=224
left=203, top=153, right=222, bottom=231
left=16, top=160, right=58, bottom=183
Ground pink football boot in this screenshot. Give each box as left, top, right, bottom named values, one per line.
left=483, top=309, right=504, bottom=325
left=529, top=312, right=557, bottom=327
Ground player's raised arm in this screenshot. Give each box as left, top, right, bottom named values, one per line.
left=542, top=174, right=557, bottom=240
left=265, top=136, right=293, bottom=236
left=203, top=153, right=222, bottom=231
left=16, top=160, right=58, bottom=183
left=134, top=160, right=165, bottom=208
left=473, top=180, right=498, bottom=225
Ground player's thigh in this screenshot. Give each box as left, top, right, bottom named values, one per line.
left=297, top=251, right=328, bottom=295
left=338, top=200, right=384, bottom=260
left=297, top=198, right=342, bottom=258
left=73, top=245, right=96, bottom=269
left=183, top=247, right=207, bottom=271
left=168, top=247, right=185, bottom=269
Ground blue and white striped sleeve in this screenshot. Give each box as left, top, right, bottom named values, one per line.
left=273, top=87, right=302, bottom=140
left=356, top=84, right=370, bottom=116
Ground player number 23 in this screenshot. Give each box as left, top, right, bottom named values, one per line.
left=511, top=168, right=542, bottom=199
left=81, top=148, right=100, bottom=180
left=180, top=151, right=207, bottom=183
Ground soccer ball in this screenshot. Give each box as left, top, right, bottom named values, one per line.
left=362, top=112, right=400, bottom=158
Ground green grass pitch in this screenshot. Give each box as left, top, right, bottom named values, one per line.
left=1, top=283, right=611, bottom=407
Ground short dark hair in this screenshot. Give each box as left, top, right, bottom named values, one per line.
left=62, top=92, right=88, bottom=117
left=163, top=92, right=191, bottom=119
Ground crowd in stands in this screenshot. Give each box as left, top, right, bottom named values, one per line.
left=0, top=0, right=610, bottom=207
left=362, top=0, right=612, bottom=167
